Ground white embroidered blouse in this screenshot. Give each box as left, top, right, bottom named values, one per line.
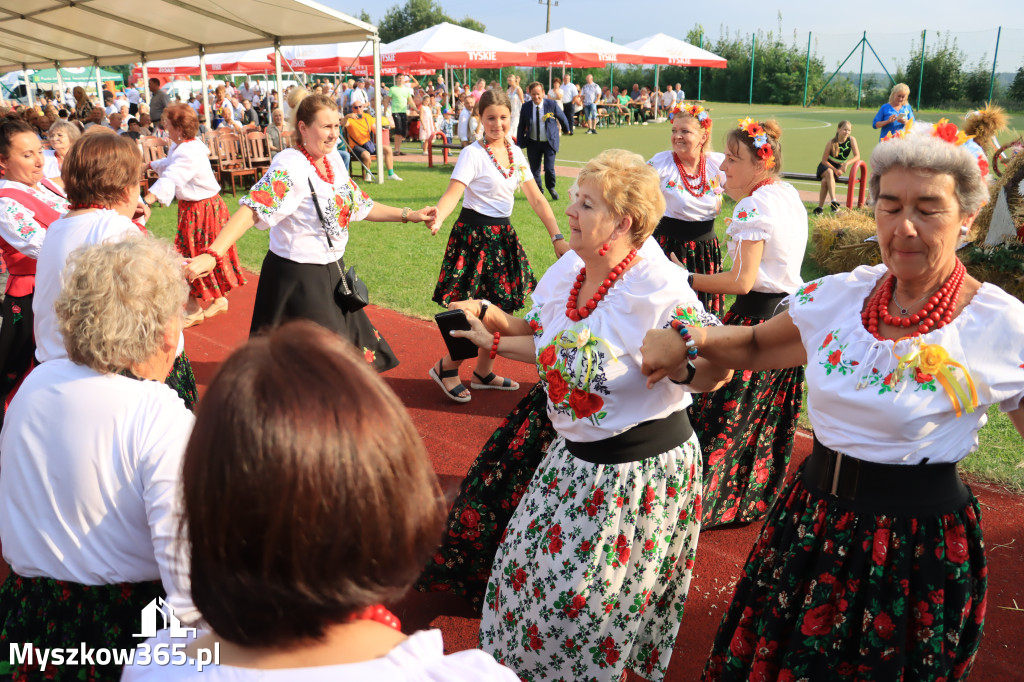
left=451, top=141, right=530, bottom=219
left=789, top=264, right=1024, bottom=464
left=726, top=182, right=807, bottom=294
left=149, top=139, right=222, bottom=205
left=527, top=238, right=720, bottom=443
left=647, top=150, right=725, bottom=222
left=240, top=148, right=374, bottom=265
left=0, top=179, right=69, bottom=257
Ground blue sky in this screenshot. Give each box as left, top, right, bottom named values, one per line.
left=331, top=1, right=1024, bottom=72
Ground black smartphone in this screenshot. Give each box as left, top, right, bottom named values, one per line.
left=434, top=310, right=479, bottom=361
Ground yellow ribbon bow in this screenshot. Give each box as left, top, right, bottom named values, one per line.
left=554, top=327, right=617, bottom=390
left=896, top=341, right=979, bottom=417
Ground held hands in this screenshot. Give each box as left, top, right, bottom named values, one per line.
left=184, top=253, right=217, bottom=281
left=449, top=313, right=492, bottom=349
left=413, top=206, right=440, bottom=234
left=640, top=327, right=707, bottom=389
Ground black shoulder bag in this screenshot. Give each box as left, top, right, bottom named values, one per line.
left=307, top=177, right=369, bottom=312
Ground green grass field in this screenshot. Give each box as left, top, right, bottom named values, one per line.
left=146, top=107, right=1023, bottom=490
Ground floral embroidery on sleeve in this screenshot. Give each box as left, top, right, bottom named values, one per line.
left=795, top=280, right=822, bottom=305
left=242, top=169, right=291, bottom=218
left=818, top=329, right=859, bottom=376
left=524, top=309, right=543, bottom=337
left=333, top=178, right=373, bottom=227
left=733, top=207, right=759, bottom=222
left=663, top=304, right=721, bottom=330
left=3, top=204, right=39, bottom=239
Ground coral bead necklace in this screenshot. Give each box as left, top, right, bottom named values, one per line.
left=484, top=137, right=516, bottom=178
left=566, top=249, right=639, bottom=321
left=672, top=152, right=708, bottom=197
left=861, top=259, right=966, bottom=340
left=299, top=144, right=335, bottom=185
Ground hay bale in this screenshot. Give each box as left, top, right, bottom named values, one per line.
left=811, top=209, right=882, bottom=274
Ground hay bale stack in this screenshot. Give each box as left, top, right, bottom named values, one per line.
left=811, top=209, right=882, bottom=274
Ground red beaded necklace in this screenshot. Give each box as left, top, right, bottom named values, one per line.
left=566, top=248, right=639, bottom=321
left=69, top=203, right=107, bottom=211
left=484, top=137, right=515, bottom=178
left=672, top=152, right=708, bottom=197
left=298, top=144, right=335, bottom=185
left=861, top=259, right=966, bottom=340
left=747, top=177, right=775, bottom=197
left=347, top=604, right=401, bottom=631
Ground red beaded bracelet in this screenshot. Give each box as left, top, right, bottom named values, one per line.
left=200, top=248, right=224, bottom=269
left=489, top=331, right=501, bottom=359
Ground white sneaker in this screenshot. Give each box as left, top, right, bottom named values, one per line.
left=363, top=172, right=374, bottom=182
left=389, top=173, right=404, bottom=181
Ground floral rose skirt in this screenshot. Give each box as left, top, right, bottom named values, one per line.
left=702, top=461, right=987, bottom=681
left=653, top=232, right=724, bottom=317
left=689, top=309, right=804, bottom=529
left=416, top=384, right=555, bottom=613
left=176, top=196, right=247, bottom=301
left=432, top=214, right=535, bottom=312
left=0, top=573, right=164, bottom=681
left=165, top=351, right=199, bottom=411
left=480, top=435, right=702, bottom=682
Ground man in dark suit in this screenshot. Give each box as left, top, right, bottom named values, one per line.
left=516, top=81, right=570, bottom=200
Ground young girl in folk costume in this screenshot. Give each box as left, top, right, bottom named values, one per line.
left=143, top=103, right=246, bottom=328
left=649, top=104, right=726, bottom=316
left=0, top=119, right=69, bottom=425
left=428, top=88, right=566, bottom=403
left=688, top=118, right=807, bottom=529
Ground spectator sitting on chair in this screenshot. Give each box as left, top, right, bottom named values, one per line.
left=265, top=107, right=285, bottom=154
left=345, top=102, right=401, bottom=182
left=240, top=99, right=259, bottom=128
left=516, top=81, right=569, bottom=201
left=218, top=106, right=244, bottom=135
left=123, top=118, right=142, bottom=141
left=814, top=120, right=860, bottom=215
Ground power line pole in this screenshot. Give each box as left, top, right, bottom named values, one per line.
left=538, top=0, right=558, bottom=32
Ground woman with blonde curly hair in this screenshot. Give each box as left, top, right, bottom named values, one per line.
left=0, top=237, right=197, bottom=682
left=447, top=149, right=731, bottom=681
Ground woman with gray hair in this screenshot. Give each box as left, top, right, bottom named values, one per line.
left=643, top=128, right=1024, bottom=680
left=0, top=236, right=196, bottom=682
left=42, top=119, right=80, bottom=182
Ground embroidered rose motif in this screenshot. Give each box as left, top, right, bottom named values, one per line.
left=537, top=344, right=557, bottom=368
left=568, top=388, right=604, bottom=420
left=546, top=369, right=569, bottom=404
left=271, top=180, right=288, bottom=198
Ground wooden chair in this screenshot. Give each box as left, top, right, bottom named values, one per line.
left=213, top=134, right=257, bottom=196
left=244, top=131, right=271, bottom=175
left=139, top=136, right=169, bottom=191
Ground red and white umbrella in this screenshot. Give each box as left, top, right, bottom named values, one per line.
left=359, top=22, right=534, bottom=68
left=622, top=33, right=728, bottom=68
left=516, top=27, right=643, bottom=67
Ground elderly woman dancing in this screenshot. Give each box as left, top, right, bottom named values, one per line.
left=644, top=126, right=1024, bottom=681
left=0, top=237, right=196, bottom=682
left=143, top=103, right=246, bottom=327
left=648, top=104, right=725, bottom=316
left=453, top=149, right=731, bottom=681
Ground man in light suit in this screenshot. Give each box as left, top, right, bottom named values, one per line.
left=516, top=81, right=570, bottom=200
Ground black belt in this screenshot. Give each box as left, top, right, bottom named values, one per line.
left=654, top=216, right=716, bottom=243
left=565, top=411, right=693, bottom=465
left=457, top=206, right=511, bottom=227
left=730, top=291, right=789, bottom=319
left=804, top=435, right=969, bottom=515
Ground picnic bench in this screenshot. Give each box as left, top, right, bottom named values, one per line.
left=782, top=160, right=868, bottom=209
left=427, top=131, right=463, bottom=168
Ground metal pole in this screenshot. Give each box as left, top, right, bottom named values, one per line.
left=802, top=32, right=811, bottom=107
left=275, top=40, right=284, bottom=118
left=698, top=33, right=703, bottom=100
left=856, top=32, right=866, bottom=110
left=23, top=65, right=34, bottom=108
left=372, top=34, right=383, bottom=184
left=141, top=58, right=150, bottom=106
left=94, top=59, right=102, bottom=104
left=916, top=30, right=925, bottom=111
left=748, top=33, right=755, bottom=106
left=199, top=47, right=211, bottom=133
left=609, top=36, right=614, bottom=92
left=54, top=61, right=65, bottom=107
left=989, top=26, right=1001, bottom=102
left=653, top=64, right=659, bottom=117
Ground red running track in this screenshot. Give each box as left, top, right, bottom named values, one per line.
left=3, top=270, right=1021, bottom=680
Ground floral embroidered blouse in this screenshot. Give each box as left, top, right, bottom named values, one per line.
left=726, top=182, right=806, bottom=294
left=790, top=264, right=1024, bottom=464
left=527, top=238, right=720, bottom=443
left=240, top=148, right=373, bottom=265
left=0, top=179, right=69, bottom=259
left=647, top=150, right=724, bottom=222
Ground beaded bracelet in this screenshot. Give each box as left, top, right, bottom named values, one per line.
left=489, top=331, right=501, bottom=359
left=670, top=319, right=699, bottom=359
left=200, top=247, right=224, bottom=269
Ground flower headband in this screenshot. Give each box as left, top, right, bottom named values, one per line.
left=673, top=103, right=712, bottom=130
left=737, top=117, right=775, bottom=170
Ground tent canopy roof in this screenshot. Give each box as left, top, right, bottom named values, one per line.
left=365, top=22, right=533, bottom=68
left=0, top=0, right=376, bottom=73
left=622, top=33, right=727, bottom=68
left=517, top=27, right=643, bottom=66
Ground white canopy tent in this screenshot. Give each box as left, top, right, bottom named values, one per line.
left=517, top=27, right=643, bottom=67
left=0, top=0, right=388, bottom=182
left=624, top=33, right=728, bottom=116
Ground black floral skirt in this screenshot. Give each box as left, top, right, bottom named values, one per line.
left=432, top=207, right=536, bottom=312
left=654, top=217, right=724, bottom=317
left=0, top=572, right=165, bottom=681
left=251, top=250, right=398, bottom=373
left=688, top=308, right=804, bottom=528
left=702, top=460, right=987, bottom=682
left=166, top=351, right=198, bottom=411
left=0, top=292, right=35, bottom=429
left=415, top=383, right=555, bottom=614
